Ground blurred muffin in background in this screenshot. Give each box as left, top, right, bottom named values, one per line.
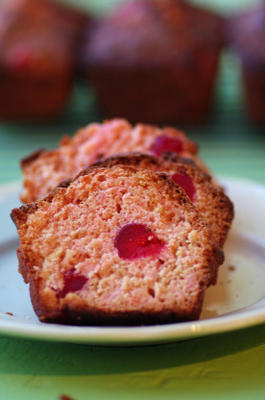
left=229, top=1, right=265, bottom=124
left=83, top=0, right=224, bottom=125
left=0, top=0, right=89, bottom=121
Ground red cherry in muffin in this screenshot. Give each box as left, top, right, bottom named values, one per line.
left=151, top=135, right=183, bottom=157
left=115, top=223, right=165, bottom=260
left=171, top=173, right=196, bottom=201
left=57, top=269, right=88, bottom=299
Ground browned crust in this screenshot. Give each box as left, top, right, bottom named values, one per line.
left=20, top=149, right=46, bottom=168
left=202, top=185, right=234, bottom=247
left=76, top=152, right=210, bottom=185
left=75, top=152, right=203, bottom=180
left=76, top=152, right=160, bottom=178
left=34, top=298, right=203, bottom=326
left=56, top=179, right=72, bottom=189
left=17, top=248, right=32, bottom=284
left=11, top=203, right=39, bottom=228
left=88, top=152, right=206, bottom=176
left=12, top=164, right=224, bottom=325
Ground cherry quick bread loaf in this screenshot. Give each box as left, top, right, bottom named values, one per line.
left=11, top=165, right=224, bottom=325
left=21, top=119, right=202, bottom=203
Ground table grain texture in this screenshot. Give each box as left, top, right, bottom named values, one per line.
left=0, top=0, right=265, bottom=399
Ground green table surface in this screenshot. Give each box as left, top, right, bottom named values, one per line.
left=0, top=0, right=265, bottom=399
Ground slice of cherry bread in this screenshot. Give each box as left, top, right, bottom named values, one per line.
left=86, top=153, right=234, bottom=247
left=21, top=118, right=202, bottom=203
left=12, top=165, right=223, bottom=325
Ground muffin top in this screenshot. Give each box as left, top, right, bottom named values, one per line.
left=230, top=1, right=265, bottom=66
left=86, top=0, right=224, bottom=67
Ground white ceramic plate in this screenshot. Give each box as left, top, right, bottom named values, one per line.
left=0, top=178, right=265, bottom=346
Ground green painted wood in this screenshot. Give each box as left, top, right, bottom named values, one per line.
left=1, top=324, right=265, bottom=400
left=0, top=1, right=265, bottom=399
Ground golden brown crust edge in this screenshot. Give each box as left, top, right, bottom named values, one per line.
left=20, top=149, right=46, bottom=168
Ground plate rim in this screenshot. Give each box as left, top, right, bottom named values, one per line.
left=1, top=177, right=265, bottom=346
left=1, top=306, right=265, bottom=345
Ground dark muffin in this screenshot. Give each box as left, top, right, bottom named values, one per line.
left=229, top=1, right=265, bottom=124
left=84, top=0, right=224, bottom=124
left=0, top=0, right=88, bottom=121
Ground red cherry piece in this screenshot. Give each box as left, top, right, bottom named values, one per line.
left=7, top=46, right=32, bottom=71
left=57, top=269, right=88, bottom=299
left=151, top=135, right=183, bottom=157
left=171, top=173, right=196, bottom=201
left=114, top=223, right=165, bottom=260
